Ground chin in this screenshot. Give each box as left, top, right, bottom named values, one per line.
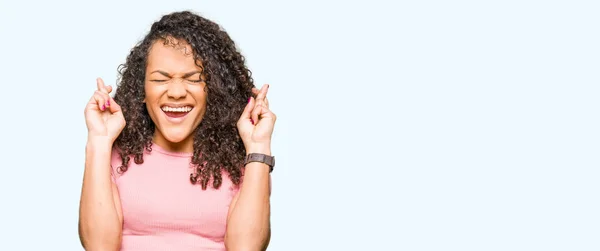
left=164, top=135, right=188, bottom=144
left=161, top=127, right=194, bottom=144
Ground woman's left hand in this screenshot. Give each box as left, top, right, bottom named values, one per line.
left=237, top=84, right=276, bottom=154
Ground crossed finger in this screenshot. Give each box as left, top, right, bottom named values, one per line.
left=253, top=91, right=269, bottom=107
left=252, top=85, right=269, bottom=108
left=97, top=78, right=112, bottom=94
left=95, top=78, right=113, bottom=111
left=251, top=84, right=270, bottom=123
left=257, top=96, right=269, bottom=108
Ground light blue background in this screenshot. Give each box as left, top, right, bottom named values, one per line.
left=0, top=0, right=598, bottom=250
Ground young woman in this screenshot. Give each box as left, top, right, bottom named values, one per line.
left=78, top=11, right=275, bottom=251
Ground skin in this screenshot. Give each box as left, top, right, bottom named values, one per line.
left=79, top=38, right=275, bottom=250
left=143, top=41, right=208, bottom=153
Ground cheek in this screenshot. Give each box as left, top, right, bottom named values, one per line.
left=144, top=84, right=161, bottom=103
left=143, top=85, right=163, bottom=118
left=193, top=87, right=208, bottom=106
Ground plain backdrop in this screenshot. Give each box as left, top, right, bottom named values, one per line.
left=0, top=0, right=598, bottom=250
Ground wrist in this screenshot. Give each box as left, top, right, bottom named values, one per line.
left=246, top=149, right=271, bottom=156
left=86, top=137, right=114, bottom=153
left=245, top=144, right=271, bottom=155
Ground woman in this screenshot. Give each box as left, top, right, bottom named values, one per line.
left=78, top=11, right=275, bottom=251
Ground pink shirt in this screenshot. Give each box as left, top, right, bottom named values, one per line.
left=110, top=144, right=239, bottom=251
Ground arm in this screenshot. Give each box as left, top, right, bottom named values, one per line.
left=225, top=160, right=272, bottom=251
left=78, top=140, right=123, bottom=251
left=227, top=84, right=276, bottom=251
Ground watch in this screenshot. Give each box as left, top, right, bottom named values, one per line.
left=244, top=153, right=275, bottom=172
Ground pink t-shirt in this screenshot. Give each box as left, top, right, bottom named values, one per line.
left=110, top=144, right=239, bottom=251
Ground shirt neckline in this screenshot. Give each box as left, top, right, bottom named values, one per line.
left=149, top=142, right=193, bottom=158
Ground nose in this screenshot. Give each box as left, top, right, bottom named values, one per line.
left=166, top=79, right=187, bottom=99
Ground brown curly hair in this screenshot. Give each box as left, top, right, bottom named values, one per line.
left=113, top=11, right=254, bottom=189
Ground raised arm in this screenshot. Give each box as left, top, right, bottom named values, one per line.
left=78, top=78, right=125, bottom=250
left=226, top=85, right=276, bottom=251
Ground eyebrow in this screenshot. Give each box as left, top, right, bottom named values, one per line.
left=150, top=70, right=202, bottom=78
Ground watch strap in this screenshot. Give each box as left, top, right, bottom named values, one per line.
left=244, top=153, right=275, bottom=173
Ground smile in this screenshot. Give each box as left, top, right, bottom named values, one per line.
left=161, top=105, right=193, bottom=119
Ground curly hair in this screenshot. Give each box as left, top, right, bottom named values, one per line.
left=113, top=11, right=254, bottom=189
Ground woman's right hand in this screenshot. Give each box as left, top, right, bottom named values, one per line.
left=84, top=78, right=126, bottom=143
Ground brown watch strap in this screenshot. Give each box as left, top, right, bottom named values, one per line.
left=244, top=153, right=275, bottom=172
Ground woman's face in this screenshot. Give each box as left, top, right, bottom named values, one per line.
left=144, top=39, right=207, bottom=151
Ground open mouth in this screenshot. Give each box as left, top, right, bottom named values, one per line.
left=161, top=105, right=193, bottom=118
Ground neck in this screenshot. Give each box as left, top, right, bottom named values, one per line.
left=152, top=130, right=194, bottom=153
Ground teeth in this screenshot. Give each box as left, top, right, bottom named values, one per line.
left=161, top=106, right=192, bottom=113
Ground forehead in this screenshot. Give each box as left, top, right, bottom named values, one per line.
left=146, top=38, right=203, bottom=71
